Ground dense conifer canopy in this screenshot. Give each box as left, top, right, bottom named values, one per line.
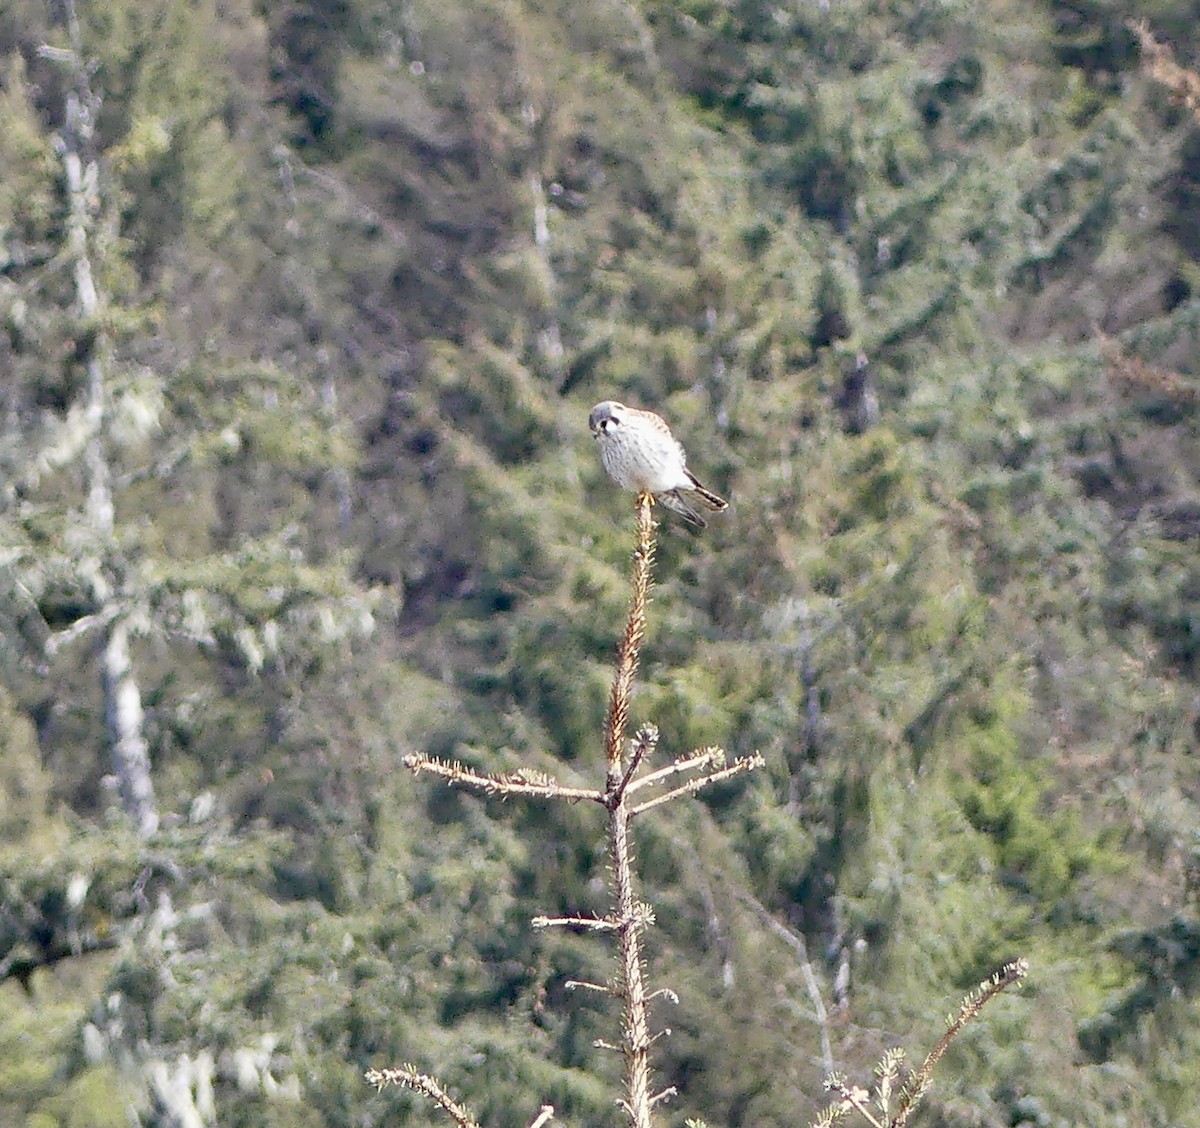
left=2, top=1, right=1200, bottom=1125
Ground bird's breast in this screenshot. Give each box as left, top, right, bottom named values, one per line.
left=600, top=428, right=687, bottom=493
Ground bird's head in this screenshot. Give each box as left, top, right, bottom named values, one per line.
left=589, top=401, right=626, bottom=438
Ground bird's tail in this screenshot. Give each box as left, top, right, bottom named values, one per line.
left=684, top=472, right=728, bottom=512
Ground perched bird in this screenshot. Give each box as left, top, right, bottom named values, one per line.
left=589, top=400, right=728, bottom=528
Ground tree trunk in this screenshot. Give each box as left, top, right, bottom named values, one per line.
left=59, top=0, right=158, bottom=837
left=101, top=618, right=159, bottom=837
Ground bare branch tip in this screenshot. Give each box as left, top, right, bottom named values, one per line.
left=527, top=1104, right=555, bottom=1128
left=633, top=722, right=659, bottom=749
left=365, top=1064, right=481, bottom=1128
left=649, top=1086, right=678, bottom=1107
left=564, top=978, right=615, bottom=995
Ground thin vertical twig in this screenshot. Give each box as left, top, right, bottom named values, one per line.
left=604, top=492, right=655, bottom=786
left=604, top=492, right=658, bottom=1128
left=609, top=793, right=653, bottom=1128
left=381, top=487, right=755, bottom=1127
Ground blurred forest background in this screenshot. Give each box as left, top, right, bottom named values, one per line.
left=2, top=0, right=1200, bottom=1125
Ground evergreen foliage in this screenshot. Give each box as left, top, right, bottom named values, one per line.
left=2, top=1, right=1200, bottom=1125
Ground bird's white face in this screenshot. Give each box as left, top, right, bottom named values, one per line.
left=589, top=401, right=626, bottom=440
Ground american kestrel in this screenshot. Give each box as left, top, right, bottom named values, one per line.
left=589, top=400, right=729, bottom=528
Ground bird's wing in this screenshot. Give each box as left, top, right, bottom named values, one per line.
left=658, top=490, right=707, bottom=528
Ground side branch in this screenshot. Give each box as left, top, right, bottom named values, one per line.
left=529, top=1106, right=555, bottom=1128
left=533, top=914, right=620, bottom=932
left=890, top=959, right=1029, bottom=1128
left=625, top=748, right=727, bottom=795
left=613, top=724, right=660, bottom=803
left=366, top=1065, right=482, bottom=1128
left=1129, top=19, right=1200, bottom=118
left=566, top=979, right=617, bottom=996
left=631, top=755, right=765, bottom=816
left=403, top=753, right=604, bottom=803
left=823, top=1078, right=884, bottom=1128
